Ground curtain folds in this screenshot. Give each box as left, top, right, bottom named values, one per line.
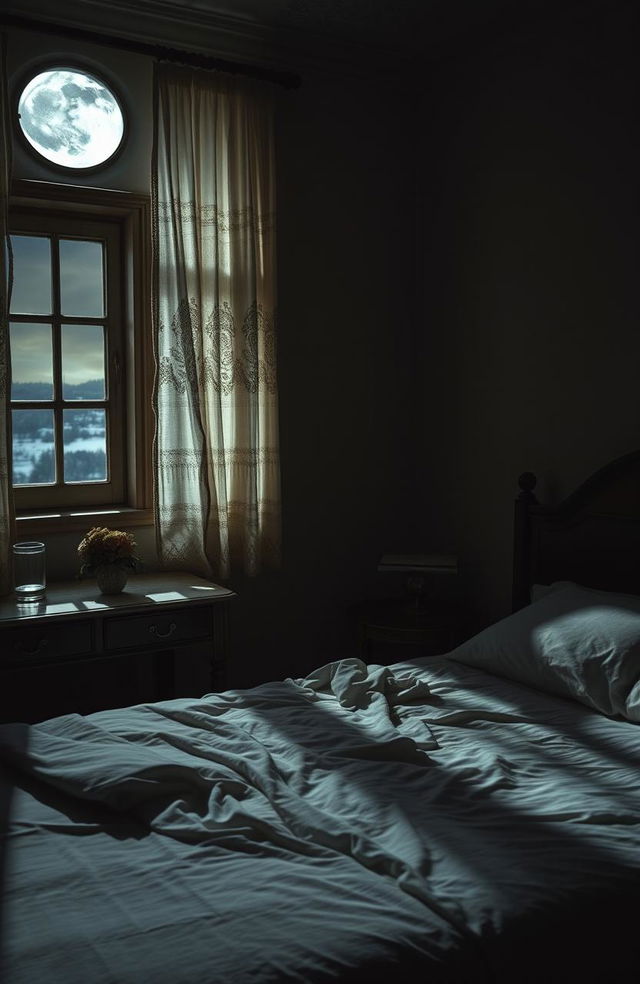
left=152, top=64, right=281, bottom=580
left=0, top=34, right=15, bottom=595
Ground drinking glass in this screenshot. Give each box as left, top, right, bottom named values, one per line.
left=13, top=541, right=46, bottom=603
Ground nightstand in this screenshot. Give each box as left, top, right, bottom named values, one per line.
left=351, top=598, right=462, bottom=664
left=0, top=572, right=236, bottom=724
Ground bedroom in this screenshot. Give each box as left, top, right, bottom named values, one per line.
left=0, top=0, right=635, bottom=689
left=0, top=0, right=639, bottom=980
left=1, top=0, right=638, bottom=683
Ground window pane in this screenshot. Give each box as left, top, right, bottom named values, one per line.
left=12, top=409, right=55, bottom=486
left=10, top=323, right=54, bottom=400
left=10, top=236, right=52, bottom=315
left=60, top=240, right=105, bottom=317
left=63, top=409, right=107, bottom=483
left=62, top=324, right=106, bottom=399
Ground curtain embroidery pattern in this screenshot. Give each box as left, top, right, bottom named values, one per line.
left=157, top=299, right=277, bottom=397
left=153, top=65, right=281, bottom=579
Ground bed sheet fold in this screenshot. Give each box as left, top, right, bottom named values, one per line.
left=2, top=655, right=639, bottom=983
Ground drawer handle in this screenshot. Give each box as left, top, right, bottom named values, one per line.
left=149, top=622, right=177, bottom=640
left=15, top=638, right=49, bottom=656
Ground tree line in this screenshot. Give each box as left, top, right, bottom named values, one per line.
left=17, top=448, right=107, bottom=484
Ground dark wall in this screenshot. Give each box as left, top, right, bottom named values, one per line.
left=228, top=72, right=421, bottom=685
left=415, top=0, right=639, bottom=631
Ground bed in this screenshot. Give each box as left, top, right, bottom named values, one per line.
left=2, top=451, right=640, bottom=983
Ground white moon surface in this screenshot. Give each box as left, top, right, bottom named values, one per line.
left=18, top=68, right=124, bottom=169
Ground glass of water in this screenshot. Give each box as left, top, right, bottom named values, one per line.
left=13, top=541, right=46, bottom=604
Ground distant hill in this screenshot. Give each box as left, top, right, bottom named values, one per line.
left=12, top=379, right=105, bottom=401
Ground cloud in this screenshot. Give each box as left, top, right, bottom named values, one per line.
left=10, top=236, right=51, bottom=315
left=10, top=322, right=105, bottom=389
left=62, top=324, right=105, bottom=388
left=10, top=323, right=53, bottom=388
left=10, top=234, right=106, bottom=390
left=60, top=239, right=104, bottom=317
left=11, top=234, right=105, bottom=319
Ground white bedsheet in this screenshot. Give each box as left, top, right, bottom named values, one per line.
left=1, top=656, right=639, bottom=983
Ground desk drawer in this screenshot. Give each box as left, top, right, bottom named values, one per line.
left=2, top=619, right=93, bottom=664
left=104, top=606, right=213, bottom=652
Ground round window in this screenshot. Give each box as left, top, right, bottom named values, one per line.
left=17, top=67, right=125, bottom=170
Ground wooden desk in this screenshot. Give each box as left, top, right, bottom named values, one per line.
left=0, top=572, right=236, bottom=724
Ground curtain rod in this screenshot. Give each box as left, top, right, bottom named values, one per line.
left=1, top=12, right=301, bottom=89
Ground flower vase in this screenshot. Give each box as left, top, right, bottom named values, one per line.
left=96, top=564, right=128, bottom=595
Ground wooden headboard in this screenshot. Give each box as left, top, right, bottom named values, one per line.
left=512, top=450, right=640, bottom=611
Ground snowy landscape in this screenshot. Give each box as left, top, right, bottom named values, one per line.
left=12, top=380, right=107, bottom=486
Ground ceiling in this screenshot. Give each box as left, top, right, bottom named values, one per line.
left=2, top=0, right=599, bottom=74
left=138, top=0, right=589, bottom=55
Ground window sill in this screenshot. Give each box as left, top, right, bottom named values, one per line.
left=16, top=507, right=154, bottom=536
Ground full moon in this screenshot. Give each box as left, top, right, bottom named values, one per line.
left=18, top=68, right=124, bottom=169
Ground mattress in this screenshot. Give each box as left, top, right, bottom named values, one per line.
left=1, top=655, right=638, bottom=983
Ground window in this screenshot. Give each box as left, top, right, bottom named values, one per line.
left=9, top=181, right=153, bottom=531
left=10, top=213, right=123, bottom=507
left=16, top=67, right=125, bottom=171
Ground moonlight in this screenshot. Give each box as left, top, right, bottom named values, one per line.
left=18, top=68, right=124, bottom=169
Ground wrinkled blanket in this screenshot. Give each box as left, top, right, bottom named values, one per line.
left=0, top=661, right=445, bottom=909
left=2, top=656, right=640, bottom=984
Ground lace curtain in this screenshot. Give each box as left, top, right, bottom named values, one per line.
left=152, top=64, right=281, bottom=579
left=0, top=35, right=15, bottom=595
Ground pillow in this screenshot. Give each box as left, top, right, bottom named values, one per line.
left=530, top=580, right=577, bottom=603
left=448, top=583, right=640, bottom=721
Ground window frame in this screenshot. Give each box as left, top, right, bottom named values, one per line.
left=10, top=180, right=154, bottom=535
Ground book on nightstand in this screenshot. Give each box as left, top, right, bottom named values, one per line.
left=377, top=554, right=458, bottom=574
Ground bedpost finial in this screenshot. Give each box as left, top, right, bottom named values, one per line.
left=517, top=472, right=537, bottom=498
